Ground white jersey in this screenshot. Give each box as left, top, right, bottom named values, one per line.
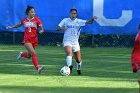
left=58, top=18, right=86, bottom=43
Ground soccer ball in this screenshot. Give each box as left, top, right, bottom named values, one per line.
left=60, top=66, right=70, bottom=76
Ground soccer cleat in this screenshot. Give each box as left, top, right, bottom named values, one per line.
left=77, top=70, right=81, bottom=75
left=17, top=52, right=23, bottom=61
left=38, top=66, right=44, bottom=74
left=69, top=65, right=73, bottom=73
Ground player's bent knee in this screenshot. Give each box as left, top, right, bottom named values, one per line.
left=67, top=53, right=72, bottom=56
left=65, top=51, right=72, bottom=56
left=30, top=51, right=36, bottom=56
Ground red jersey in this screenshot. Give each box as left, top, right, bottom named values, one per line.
left=21, top=17, right=42, bottom=48
left=131, top=32, right=140, bottom=73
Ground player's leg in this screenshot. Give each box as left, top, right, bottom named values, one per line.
left=17, top=51, right=30, bottom=60
left=74, top=50, right=82, bottom=75
left=64, top=45, right=73, bottom=71
left=24, top=43, right=44, bottom=73
left=17, top=45, right=31, bottom=61
left=25, top=43, right=38, bottom=69
left=73, top=43, right=82, bottom=75
left=17, top=52, right=31, bottom=60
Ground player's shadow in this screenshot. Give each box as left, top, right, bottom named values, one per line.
left=80, top=68, right=136, bottom=79
left=0, top=85, right=138, bottom=93
left=0, top=61, right=63, bottom=76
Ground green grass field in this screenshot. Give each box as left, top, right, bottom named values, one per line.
left=0, top=45, right=139, bottom=93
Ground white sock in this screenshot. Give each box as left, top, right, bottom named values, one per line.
left=66, top=56, right=72, bottom=67
left=76, top=61, right=82, bottom=70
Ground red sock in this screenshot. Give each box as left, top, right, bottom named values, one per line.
left=32, top=54, right=39, bottom=70
left=21, top=52, right=28, bottom=58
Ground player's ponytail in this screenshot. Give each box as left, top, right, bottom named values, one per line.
left=25, top=5, right=34, bottom=15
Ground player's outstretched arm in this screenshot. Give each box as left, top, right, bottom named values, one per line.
left=6, top=23, right=22, bottom=29
left=86, top=16, right=97, bottom=24
left=56, top=26, right=67, bottom=31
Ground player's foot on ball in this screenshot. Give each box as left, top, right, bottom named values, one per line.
left=69, top=65, right=73, bottom=73
left=38, top=66, right=44, bottom=74
left=17, top=52, right=23, bottom=61
left=77, top=70, right=81, bottom=75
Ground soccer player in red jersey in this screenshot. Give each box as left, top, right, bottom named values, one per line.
left=7, top=6, right=44, bottom=74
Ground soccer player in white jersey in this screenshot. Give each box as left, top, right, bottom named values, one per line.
left=57, top=9, right=97, bottom=75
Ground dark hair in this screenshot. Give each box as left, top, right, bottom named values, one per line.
left=25, top=5, right=34, bottom=15
left=70, top=9, right=78, bottom=13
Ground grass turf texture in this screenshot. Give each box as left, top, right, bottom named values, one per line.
left=0, top=45, right=139, bottom=93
